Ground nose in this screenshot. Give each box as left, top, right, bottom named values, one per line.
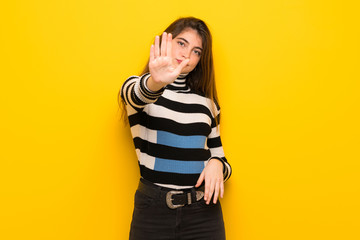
left=181, top=48, right=191, bottom=59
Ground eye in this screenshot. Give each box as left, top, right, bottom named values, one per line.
left=194, top=50, right=201, bottom=56
left=177, top=41, right=185, bottom=46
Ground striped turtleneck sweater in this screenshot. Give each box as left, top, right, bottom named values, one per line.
left=121, top=72, right=232, bottom=189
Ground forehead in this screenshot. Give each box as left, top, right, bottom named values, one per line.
left=175, top=28, right=203, bottom=48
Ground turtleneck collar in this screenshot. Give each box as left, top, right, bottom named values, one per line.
left=167, top=73, right=190, bottom=91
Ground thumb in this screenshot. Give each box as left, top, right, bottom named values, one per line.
left=195, top=171, right=205, bottom=187
left=175, top=59, right=190, bottom=73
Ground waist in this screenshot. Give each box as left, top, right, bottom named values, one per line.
left=137, top=178, right=205, bottom=209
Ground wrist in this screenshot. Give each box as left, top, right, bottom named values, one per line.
left=147, top=76, right=166, bottom=92
left=209, top=157, right=228, bottom=177
left=209, top=158, right=224, bottom=171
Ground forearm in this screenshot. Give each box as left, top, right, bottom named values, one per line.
left=121, top=73, right=164, bottom=109
left=146, top=76, right=167, bottom=92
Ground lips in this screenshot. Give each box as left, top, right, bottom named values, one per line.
left=176, top=59, right=183, bottom=64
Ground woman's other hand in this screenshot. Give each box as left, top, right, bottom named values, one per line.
left=147, top=32, right=189, bottom=91
left=195, top=158, right=224, bottom=205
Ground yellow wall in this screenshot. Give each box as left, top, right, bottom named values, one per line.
left=1, top=0, right=359, bottom=239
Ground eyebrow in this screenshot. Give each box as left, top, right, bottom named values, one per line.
left=178, top=37, right=203, bottom=51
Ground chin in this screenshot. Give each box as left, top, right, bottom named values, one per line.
left=182, top=67, right=195, bottom=74
left=180, top=69, right=190, bottom=74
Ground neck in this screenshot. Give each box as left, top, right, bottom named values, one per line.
left=167, top=73, right=190, bottom=91
left=178, top=72, right=189, bottom=78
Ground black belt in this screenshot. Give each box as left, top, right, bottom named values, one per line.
left=137, top=178, right=205, bottom=209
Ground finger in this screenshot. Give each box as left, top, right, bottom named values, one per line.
left=220, top=180, right=224, bottom=199
left=160, top=32, right=167, bottom=56
left=207, top=180, right=215, bottom=204
left=174, top=59, right=190, bottom=74
left=154, top=35, right=160, bottom=58
left=150, top=44, right=155, bottom=61
left=166, top=33, right=172, bottom=57
left=195, top=171, right=204, bottom=187
left=204, top=178, right=210, bottom=202
left=213, top=179, right=220, bottom=204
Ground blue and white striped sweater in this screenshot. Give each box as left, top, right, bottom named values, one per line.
left=121, top=72, right=231, bottom=189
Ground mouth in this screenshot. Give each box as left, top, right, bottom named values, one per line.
left=176, top=59, right=183, bottom=64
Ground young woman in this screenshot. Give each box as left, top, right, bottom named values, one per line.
left=119, top=17, right=232, bottom=240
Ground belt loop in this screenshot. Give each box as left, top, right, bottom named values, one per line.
left=191, top=188, right=197, bottom=203
left=187, top=192, right=192, bottom=205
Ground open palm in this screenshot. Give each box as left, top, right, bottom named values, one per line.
left=149, top=32, right=189, bottom=85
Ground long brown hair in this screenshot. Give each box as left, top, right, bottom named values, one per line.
left=118, top=17, right=220, bottom=123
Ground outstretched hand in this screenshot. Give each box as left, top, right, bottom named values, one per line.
left=147, top=32, right=189, bottom=91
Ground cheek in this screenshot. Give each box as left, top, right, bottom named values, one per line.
left=190, top=57, right=201, bottom=66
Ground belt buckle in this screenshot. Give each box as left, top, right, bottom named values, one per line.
left=166, top=190, right=184, bottom=209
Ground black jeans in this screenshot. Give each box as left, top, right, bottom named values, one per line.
left=129, top=178, right=226, bottom=240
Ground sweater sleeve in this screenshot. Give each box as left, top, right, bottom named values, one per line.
left=120, top=72, right=165, bottom=110
left=207, top=108, right=232, bottom=182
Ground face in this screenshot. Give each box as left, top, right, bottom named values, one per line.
left=171, top=28, right=203, bottom=74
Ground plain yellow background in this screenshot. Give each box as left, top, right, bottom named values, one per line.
left=1, top=0, right=359, bottom=239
